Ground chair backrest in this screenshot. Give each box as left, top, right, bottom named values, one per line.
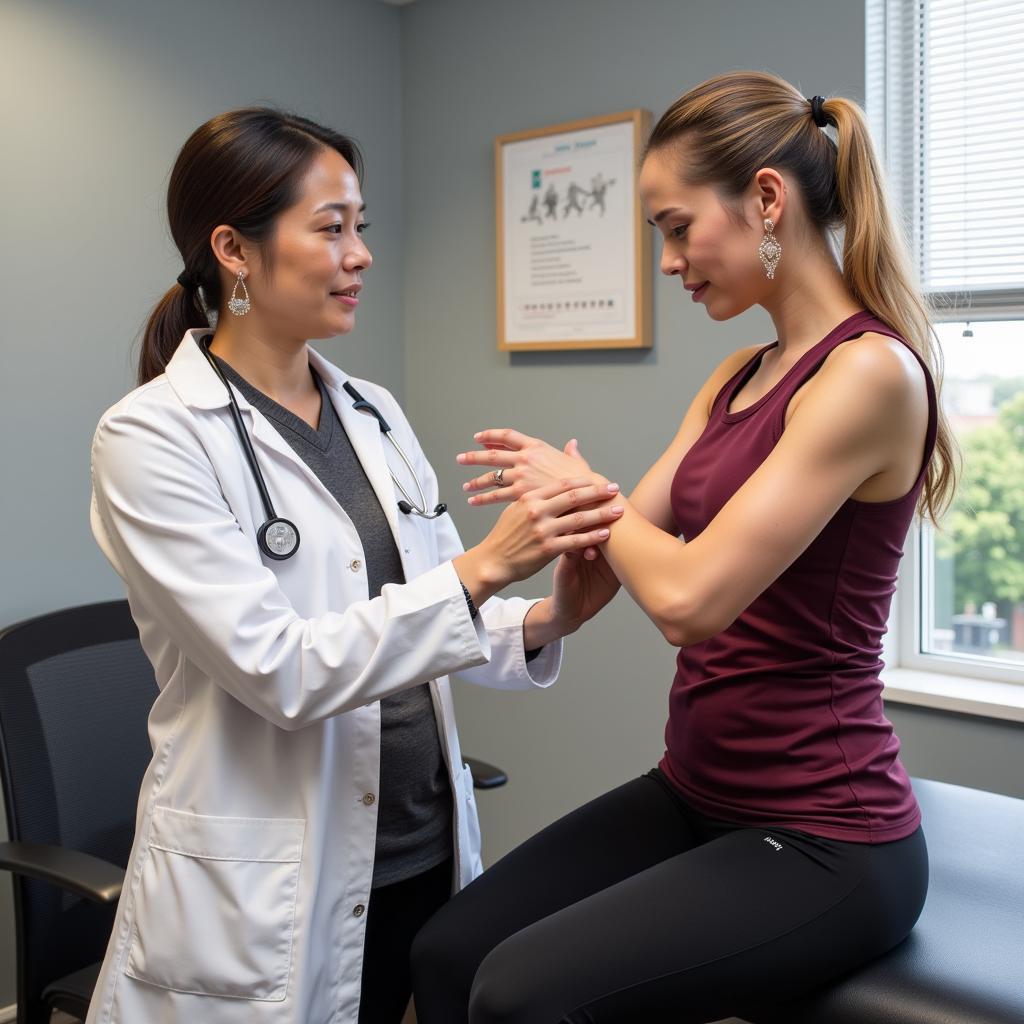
left=0, top=600, right=156, bottom=1023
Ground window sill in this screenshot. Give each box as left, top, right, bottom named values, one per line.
left=882, top=667, right=1024, bottom=724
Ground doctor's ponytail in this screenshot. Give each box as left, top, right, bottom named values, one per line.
left=140, top=278, right=211, bottom=386
left=138, top=108, right=363, bottom=385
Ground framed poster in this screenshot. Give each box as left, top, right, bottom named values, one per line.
left=496, top=108, right=652, bottom=352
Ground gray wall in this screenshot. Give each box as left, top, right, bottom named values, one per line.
left=887, top=705, right=1024, bottom=799
left=0, top=0, right=406, bottom=630
left=399, top=0, right=1024, bottom=867
left=0, top=0, right=404, bottom=1007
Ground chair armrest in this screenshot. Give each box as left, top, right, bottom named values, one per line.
left=0, top=840, right=124, bottom=904
left=464, top=756, right=508, bottom=790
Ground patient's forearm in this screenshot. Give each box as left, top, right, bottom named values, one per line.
left=601, top=501, right=710, bottom=647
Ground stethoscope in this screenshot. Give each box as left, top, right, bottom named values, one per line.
left=199, top=338, right=447, bottom=561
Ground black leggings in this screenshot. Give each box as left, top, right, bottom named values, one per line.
left=410, top=770, right=927, bottom=1024
left=358, top=855, right=453, bottom=1024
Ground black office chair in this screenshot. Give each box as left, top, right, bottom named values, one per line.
left=0, top=601, right=154, bottom=1023
left=0, top=599, right=506, bottom=1023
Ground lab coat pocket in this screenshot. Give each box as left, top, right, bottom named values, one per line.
left=125, top=806, right=305, bottom=1001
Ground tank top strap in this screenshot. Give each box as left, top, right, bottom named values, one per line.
left=847, top=317, right=939, bottom=494
left=708, top=343, right=778, bottom=418
left=766, top=309, right=882, bottom=418
left=713, top=310, right=877, bottom=426
left=776, top=310, right=938, bottom=494
left=707, top=311, right=938, bottom=497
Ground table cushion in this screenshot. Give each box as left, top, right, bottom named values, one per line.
left=748, top=778, right=1024, bottom=1024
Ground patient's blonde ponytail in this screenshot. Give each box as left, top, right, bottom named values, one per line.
left=646, top=71, right=958, bottom=522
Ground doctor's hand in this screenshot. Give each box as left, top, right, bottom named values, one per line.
left=458, top=431, right=600, bottom=507
left=519, top=546, right=622, bottom=650
left=453, top=478, right=623, bottom=607
left=553, top=546, right=622, bottom=628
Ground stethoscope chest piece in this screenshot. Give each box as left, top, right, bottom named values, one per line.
left=258, top=517, right=300, bottom=560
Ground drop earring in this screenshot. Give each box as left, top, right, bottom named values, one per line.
left=758, top=218, right=782, bottom=280
left=228, top=271, right=251, bottom=316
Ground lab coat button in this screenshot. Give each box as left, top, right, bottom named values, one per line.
left=349, top=559, right=362, bottom=572
left=353, top=904, right=366, bottom=918
left=362, top=793, right=375, bottom=806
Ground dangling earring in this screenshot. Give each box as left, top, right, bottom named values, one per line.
left=758, top=218, right=782, bottom=280
left=228, top=271, right=251, bottom=316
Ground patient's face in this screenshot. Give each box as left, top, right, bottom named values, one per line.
left=639, top=148, right=770, bottom=322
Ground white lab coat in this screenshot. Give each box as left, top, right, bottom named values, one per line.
left=85, top=330, right=562, bottom=1024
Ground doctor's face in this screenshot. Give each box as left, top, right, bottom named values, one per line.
left=639, top=147, right=769, bottom=322
left=246, top=147, right=372, bottom=341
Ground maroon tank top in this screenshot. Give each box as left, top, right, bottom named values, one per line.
left=660, top=310, right=937, bottom=843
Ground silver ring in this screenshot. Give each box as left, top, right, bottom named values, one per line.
left=492, top=469, right=505, bottom=486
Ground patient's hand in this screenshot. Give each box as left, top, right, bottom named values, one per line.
left=457, top=430, right=604, bottom=506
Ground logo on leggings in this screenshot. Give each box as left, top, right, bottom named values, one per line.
left=763, top=835, right=783, bottom=852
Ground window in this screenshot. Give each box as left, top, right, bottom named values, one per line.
left=922, top=321, right=1024, bottom=668
left=868, top=0, right=1024, bottom=695
left=868, top=0, right=1024, bottom=309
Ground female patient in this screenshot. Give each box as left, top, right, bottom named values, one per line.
left=411, top=71, right=956, bottom=1023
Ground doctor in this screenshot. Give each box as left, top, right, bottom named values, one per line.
left=86, top=108, right=623, bottom=1024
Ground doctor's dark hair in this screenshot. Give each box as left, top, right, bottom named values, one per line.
left=139, top=108, right=364, bottom=386
left=643, top=70, right=957, bottom=524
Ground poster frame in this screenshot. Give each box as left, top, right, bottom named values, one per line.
left=495, top=108, right=652, bottom=352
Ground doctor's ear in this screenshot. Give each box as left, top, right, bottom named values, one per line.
left=210, top=224, right=256, bottom=279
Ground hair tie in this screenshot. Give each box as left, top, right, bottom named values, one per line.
left=809, top=95, right=829, bottom=128
left=176, top=270, right=196, bottom=290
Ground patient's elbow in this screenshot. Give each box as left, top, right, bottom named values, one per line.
left=658, top=619, right=697, bottom=648
left=654, top=593, right=724, bottom=648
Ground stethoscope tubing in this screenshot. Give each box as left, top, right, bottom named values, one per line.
left=342, top=382, right=448, bottom=520
left=198, top=338, right=445, bottom=562
left=211, top=358, right=280, bottom=523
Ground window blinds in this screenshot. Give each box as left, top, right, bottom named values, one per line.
left=867, top=0, right=1024, bottom=314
